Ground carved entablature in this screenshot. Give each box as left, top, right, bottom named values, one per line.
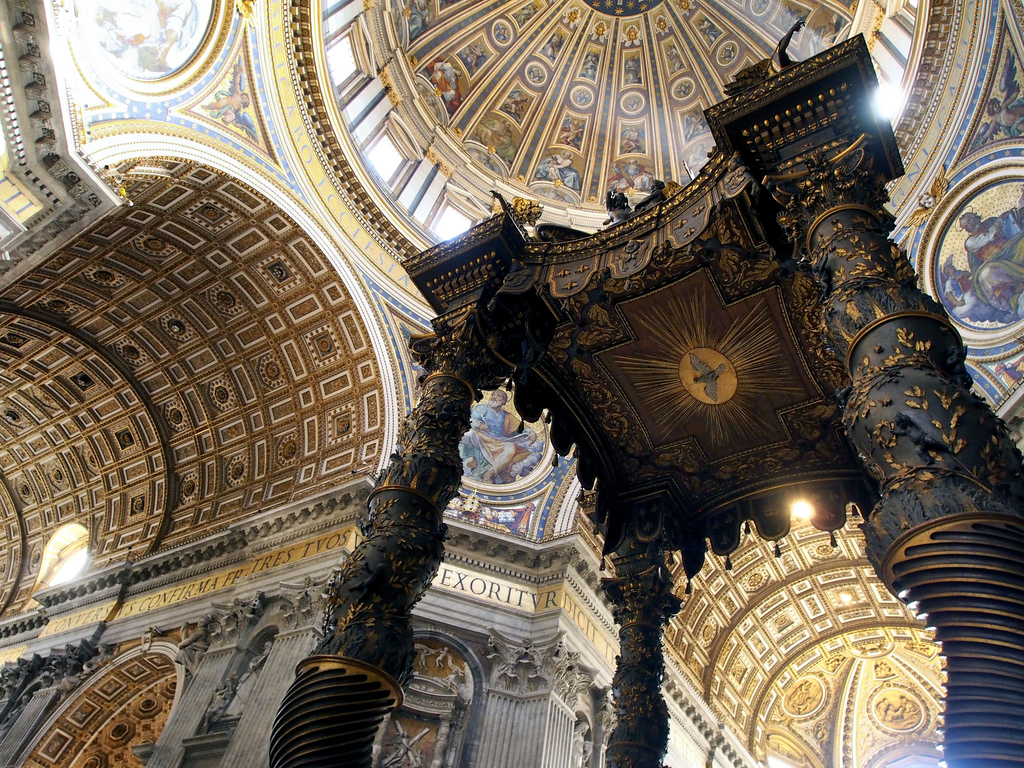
left=704, top=36, right=903, bottom=188
left=485, top=629, right=594, bottom=704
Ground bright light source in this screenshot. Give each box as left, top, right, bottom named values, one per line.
left=49, top=548, right=88, bottom=587
left=838, top=591, right=853, bottom=605
left=433, top=207, right=472, bottom=241
left=367, top=136, right=403, bottom=181
left=791, top=500, right=814, bottom=520
left=326, top=36, right=357, bottom=84
left=768, top=756, right=799, bottom=768
left=874, top=82, right=904, bottom=121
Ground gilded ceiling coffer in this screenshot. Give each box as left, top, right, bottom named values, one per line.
left=709, top=38, right=1024, bottom=768
left=268, top=218, right=559, bottom=768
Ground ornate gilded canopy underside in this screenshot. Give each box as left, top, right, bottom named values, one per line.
left=407, top=159, right=871, bottom=576
left=405, top=38, right=903, bottom=576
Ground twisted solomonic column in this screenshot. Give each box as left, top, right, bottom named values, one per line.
left=603, top=525, right=681, bottom=768
left=769, top=135, right=1024, bottom=767
left=268, top=310, right=510, bottom=768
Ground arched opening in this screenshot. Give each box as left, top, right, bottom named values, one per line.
left=33, top=522, right=89, bottom=592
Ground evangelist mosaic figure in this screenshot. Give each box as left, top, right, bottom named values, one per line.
left=459, top=390, right=544, bottom=485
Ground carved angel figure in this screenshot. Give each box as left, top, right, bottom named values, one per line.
left=725, top=19, right=805, bottom=96
left=176, top=615, right=216, bottom=678
left=904, top=165, right=949, bottom=229
left=380, top=720, right=429, bottom=767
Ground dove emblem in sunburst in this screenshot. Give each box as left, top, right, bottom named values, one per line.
left=689, top=352, right=726, bottom=402
left=608, top=289, right=802, bottom=448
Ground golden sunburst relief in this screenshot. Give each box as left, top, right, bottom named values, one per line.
left=608, top=291, right=803, bottom=448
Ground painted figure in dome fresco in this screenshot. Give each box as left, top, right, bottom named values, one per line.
left=973, top=52, right=1024, bottom=150
left=87, top=0, right=208, bottom=78
left=500, top=88, right=531, bottom=122
left=471, top=117, right=518, bottom=163
left=426, top=59, right=463, bottom=114
left=664, top=42, right=685, bottom=73
left=457, top=41, right=487, bottom=76
left=406, top=0, right=431, bottom=42
left=459, top=390, right=544, bottom=484
left=535, top=152, right=582, bottom=191
left=540, top=31, right=566, bottom=63
left=513, top=0, right=543, bottom=27
left=580, top=50, right=600, bottom=80
left=608, top=158, right=654, bottom=194
left=623, top=54, right=642, bottom=85
left=557, top=116, right=585, bottom=150
left=619, top=125, right=645, bottom=154
left=940, top=190, right=1024, bottom=326
left=697, top=17, right=722, bottom=44
left=202, top=60, right=258, bottom=141
left=993, top=358, right=1024, bottom=386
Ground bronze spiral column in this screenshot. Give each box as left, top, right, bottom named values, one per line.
left=269, top=310, right=509, bottom=768
left=769, top=136, right=1024, bottom=767
left=603, top=515, right=681, bottom=768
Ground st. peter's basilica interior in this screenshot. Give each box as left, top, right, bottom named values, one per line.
left=0, top=0, right=1020, bottom=767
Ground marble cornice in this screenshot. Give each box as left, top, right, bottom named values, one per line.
left=444, top=521, right=603, bottom=587
left=664, top=672, right=755, bottom=768
left=0, top=0, right=117, bottom=285
left=0, top=483, right=370, bottom=643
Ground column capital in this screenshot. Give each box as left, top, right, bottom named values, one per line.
left=764, top=134, right=892, bottom=251
left=410, top=306, right=514, bottom=398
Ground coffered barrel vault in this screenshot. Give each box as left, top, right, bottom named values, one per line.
left=0, top=160, right=386, bottom=615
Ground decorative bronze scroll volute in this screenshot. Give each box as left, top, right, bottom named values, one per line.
left=268, top=307, right=513, bottom=768
left=602, top=501, right=682, bottom=768
left=768, top=136, right=1024, bottom=767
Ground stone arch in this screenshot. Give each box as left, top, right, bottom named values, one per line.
left=20, top=641, right=180, bottom=768
left=79, top=134, right=406, bottom=471
left=373, top=632, right=481, bottom=768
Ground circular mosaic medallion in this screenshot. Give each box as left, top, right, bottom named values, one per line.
left=571, top=86, right=594, bottom=108
left=526, top=63, right=547, bottom=85
left=933, top=178, right=1024, bottom=332
left=458, top=389, right=551, bottom=490
left=620, top=91, right=645, bottom=114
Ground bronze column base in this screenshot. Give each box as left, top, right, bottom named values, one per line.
left=874, top=501, right=1024, bottom=767
left=269, top=657, right=403, bottom=768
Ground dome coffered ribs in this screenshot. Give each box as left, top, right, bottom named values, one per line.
left=0, top=161, right=386, bottom=560
left=362, top=0, right=857, bottom=214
